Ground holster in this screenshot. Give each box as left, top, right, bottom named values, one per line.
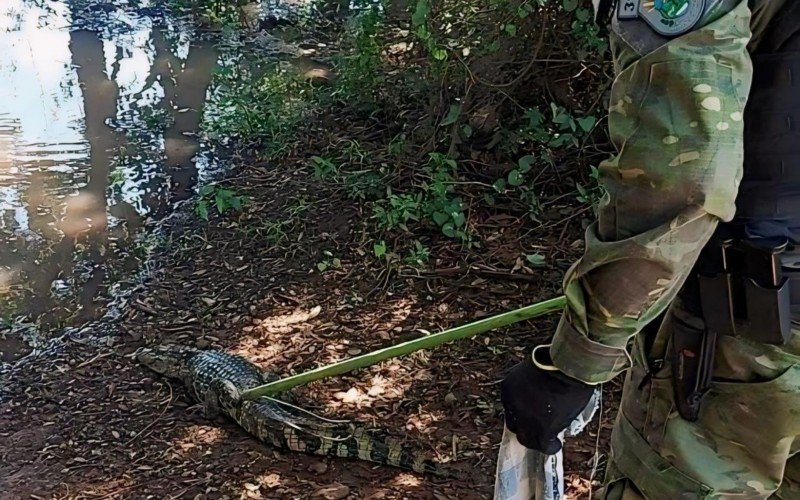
left=669, top=316, right=717, bottom=422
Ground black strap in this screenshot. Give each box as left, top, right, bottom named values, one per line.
left=595, top=0, right=615, bottom=27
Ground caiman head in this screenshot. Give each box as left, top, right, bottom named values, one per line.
left=135, top=345, right=201, bottom=378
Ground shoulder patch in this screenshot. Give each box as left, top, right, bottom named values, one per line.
left=617, top=0, right=707, bottom=37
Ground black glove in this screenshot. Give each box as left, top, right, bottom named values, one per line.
left=500, top=346, right=595, bottom=454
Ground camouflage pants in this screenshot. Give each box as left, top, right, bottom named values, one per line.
left=599, top=0, right=800, bottom=498
left=602, top=304, right=800, bottom=498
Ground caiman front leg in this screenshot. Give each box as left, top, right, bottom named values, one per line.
left=203, top=379, right=243, bottom=419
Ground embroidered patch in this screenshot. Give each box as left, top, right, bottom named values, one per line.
left=617, top=0, right=706, bottom=37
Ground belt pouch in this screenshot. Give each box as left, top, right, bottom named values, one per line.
left=742, top=277, right=792, bottom=344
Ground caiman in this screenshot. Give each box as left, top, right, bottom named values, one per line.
left=136, top=345, right=462, bottom=477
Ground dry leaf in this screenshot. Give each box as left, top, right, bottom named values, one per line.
left=312, top=483, right=349, bottom=499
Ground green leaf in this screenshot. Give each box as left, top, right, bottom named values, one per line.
left=508, top=169, right=523, bottom=186
left=431, top=47, right=447, bottom=60
left=200, top=185, right=215, bottom=196
left=432, top=211, right=450, bottom=226
left=526, top=253, right=546, bottom=266
left=461, top=124, right=473, bottom=138
left=442, top=222, right=456, bottom=238
left=440, top=104, right=461, bottom=127
left=215, top=192, right=230, bottom=214
left=196, top=201, right=209, bottom=220
left=551, top=104, right=572, bottom=125
left=411, top=0, right=429, bottom=27
left=577, top=116, right=597, bottom=133
left=317, top=262, right=328, bottom=272
left=518, top=155, right=535, bottom=173
left=562, top=0, right=578, bottom=12
left=524, top=108, right=545, bottom=128
left=373, top=242, right=387, bottom=258
left=452, top=211, right=466, bottom=228
left=503, top=23, right=517, bottom=36
left=493, top=178, right=507, bottom=192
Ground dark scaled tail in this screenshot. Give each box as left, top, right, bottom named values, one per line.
left=238, top=398, right=466, bottom=478
left=240, top=405, right=467, bottom=479
left=340, top=427, right=467, bottom=479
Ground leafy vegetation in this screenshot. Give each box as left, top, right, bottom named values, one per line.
left=167, top=0, right=250, bottom=26
left=204, top=64, right=311, bottom=158
left=195, top=184, right=247, bottom=220
left=201, top=0, right=611, bottom=269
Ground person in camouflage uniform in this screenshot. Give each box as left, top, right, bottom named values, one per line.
left=501, top=1, right=800, bottom=498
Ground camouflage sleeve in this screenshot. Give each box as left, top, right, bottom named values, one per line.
left=550, top=1, right=754, bottom=384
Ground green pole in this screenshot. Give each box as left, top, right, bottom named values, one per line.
left=240, top=295, right=566, bottom=400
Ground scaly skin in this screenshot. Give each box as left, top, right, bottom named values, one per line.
left=136, top=345, right=461, bottom=477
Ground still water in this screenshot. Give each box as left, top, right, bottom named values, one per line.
left=0, top=1, right=222, bottom=361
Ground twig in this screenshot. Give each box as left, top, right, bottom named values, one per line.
left=123, top=383, right=173, bottom=446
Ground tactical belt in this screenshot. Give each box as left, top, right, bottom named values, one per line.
left=670, top=231, right=797, bottom=422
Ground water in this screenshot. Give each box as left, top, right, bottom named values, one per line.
left=0, top=1, right=222, bottom=361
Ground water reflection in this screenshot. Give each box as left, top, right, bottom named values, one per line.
left=0, top=0, right=220, bottom=361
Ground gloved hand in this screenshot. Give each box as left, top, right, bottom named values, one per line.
left=500, top=345, right=596, bottom=454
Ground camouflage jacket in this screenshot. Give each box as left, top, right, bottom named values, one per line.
left=550, top=0, right=787, bottom=384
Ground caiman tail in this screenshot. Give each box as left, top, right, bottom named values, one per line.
left=235, top=397, right=448, bottom=475
left=135, top=345, right=463, bottom=478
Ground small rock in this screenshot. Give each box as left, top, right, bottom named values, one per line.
left=444, top=392, right=457, bottom=405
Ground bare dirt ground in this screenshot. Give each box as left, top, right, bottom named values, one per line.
left=0, top=145, right=620, bottom=498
